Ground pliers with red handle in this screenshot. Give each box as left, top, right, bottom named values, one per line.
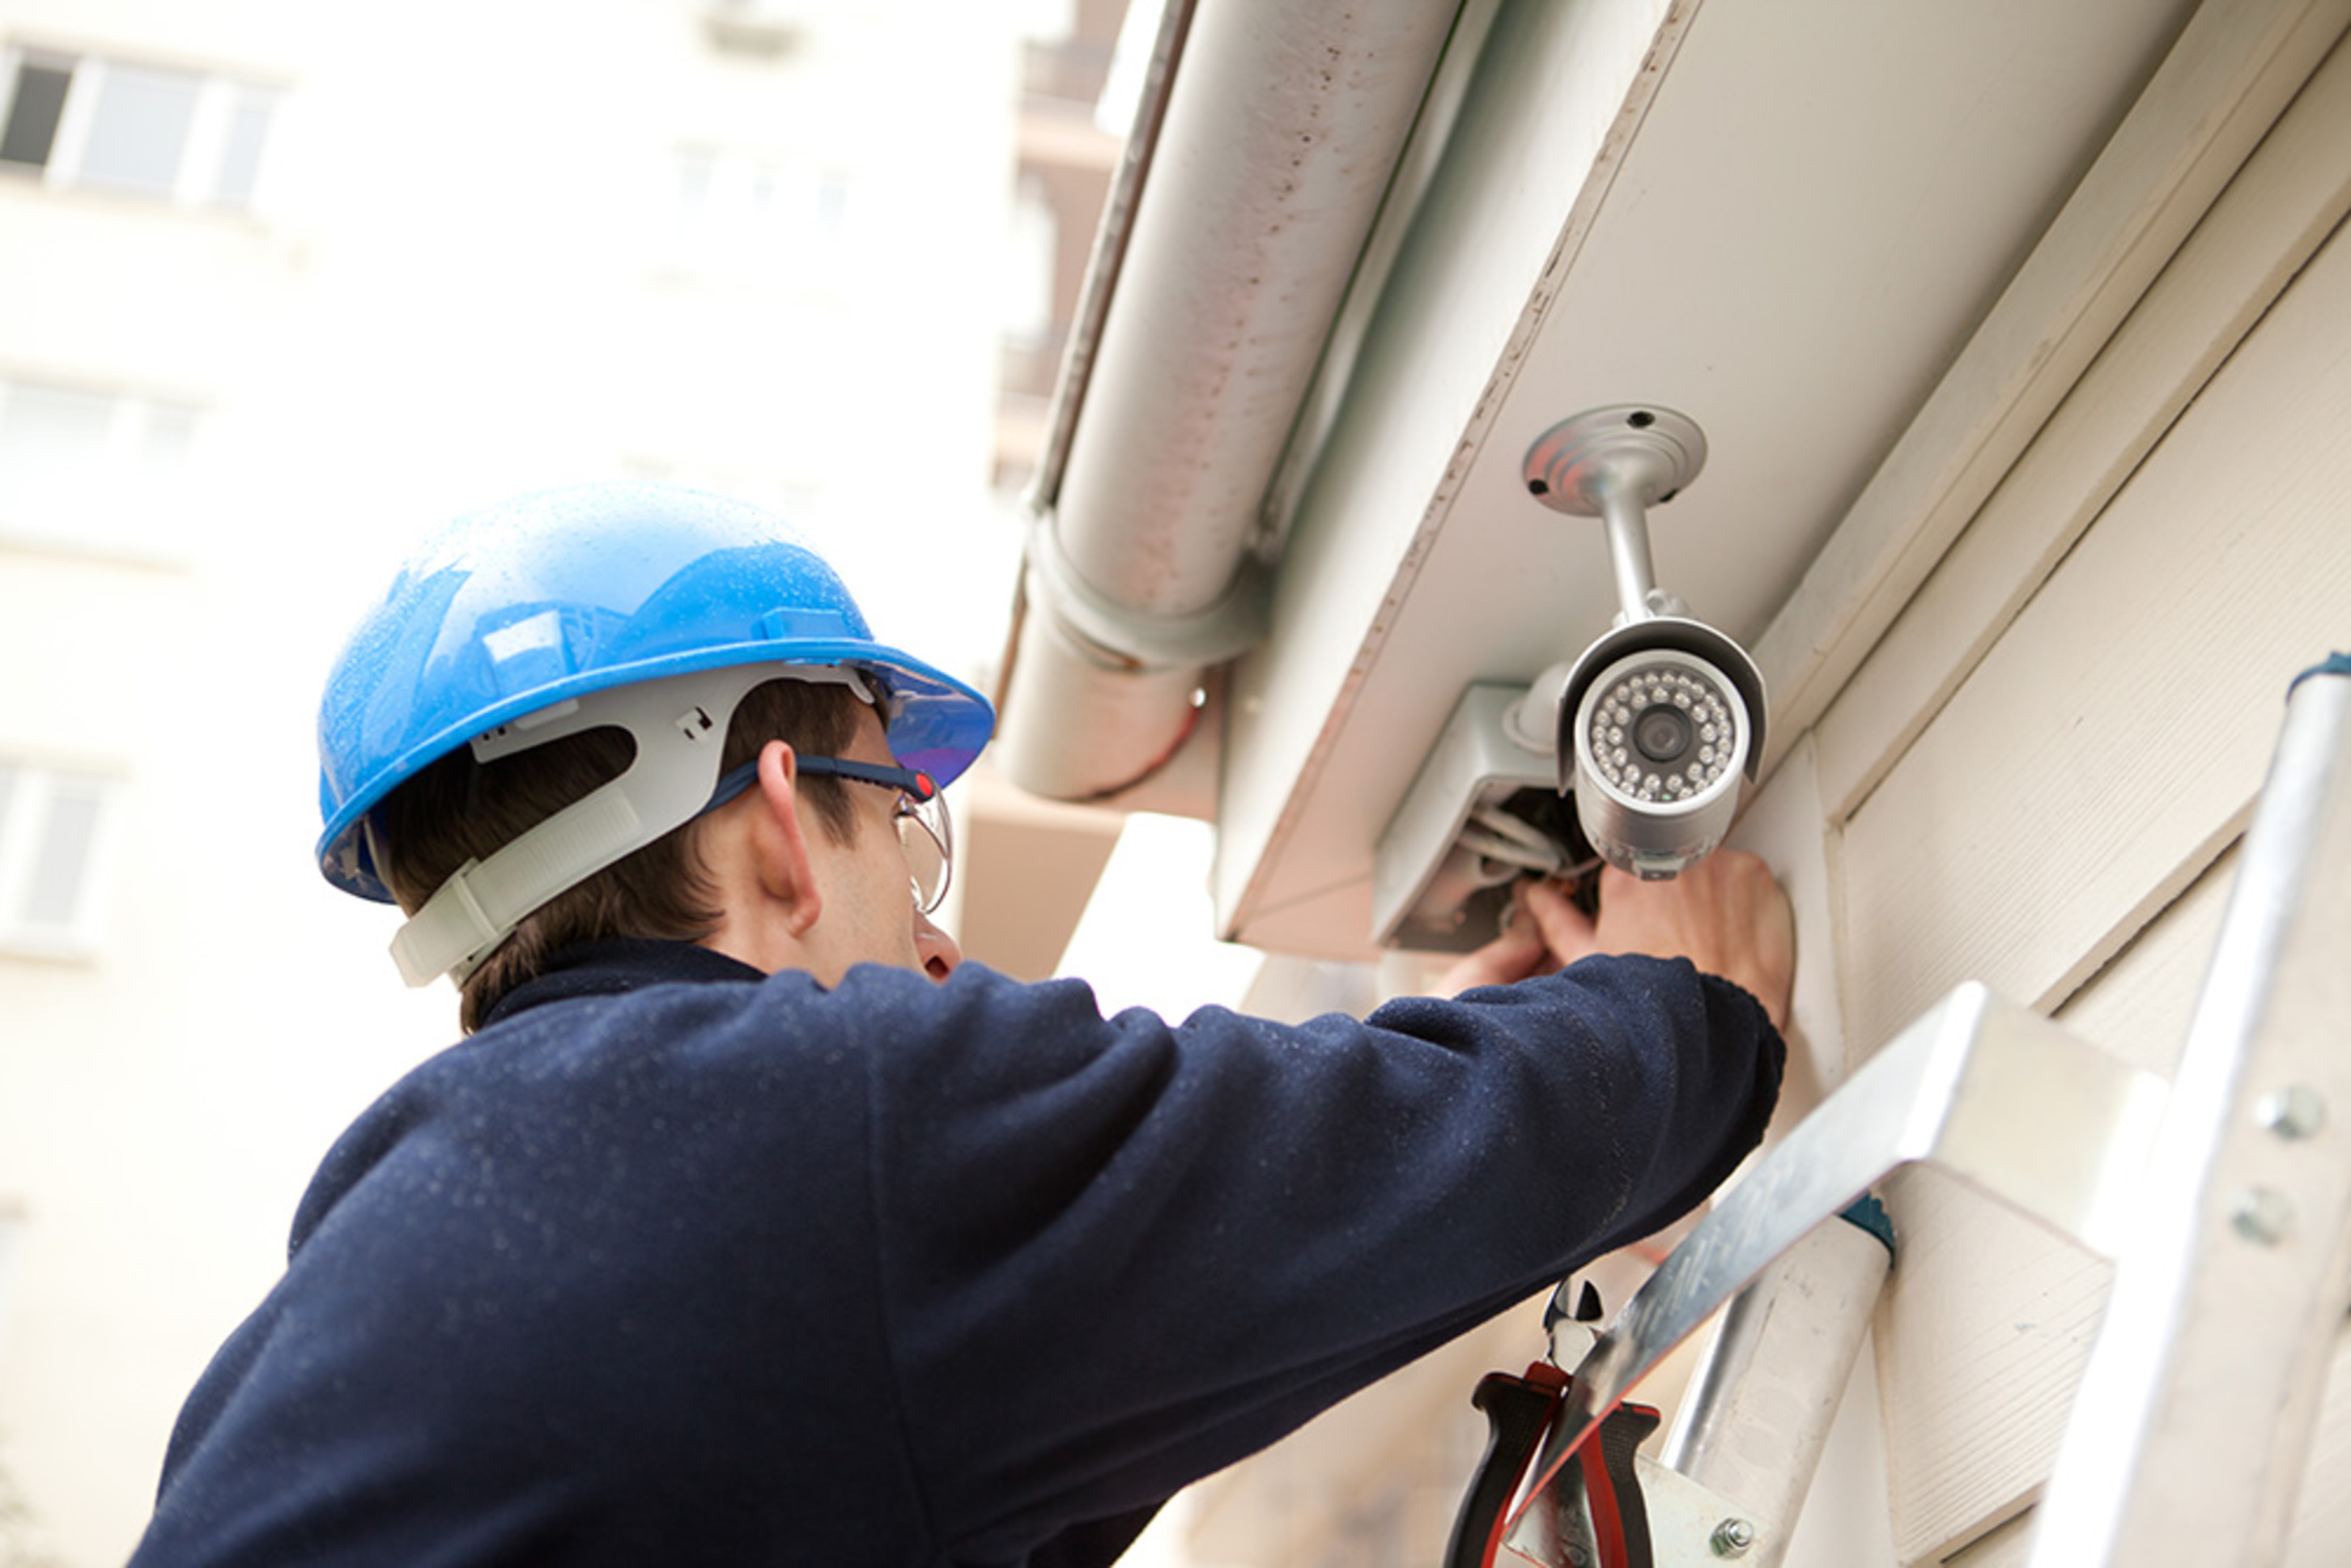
left=1442, top=1359, right=1661, bottom=1568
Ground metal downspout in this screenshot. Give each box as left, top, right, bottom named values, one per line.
left=995, top=0, right=1468, bottom=806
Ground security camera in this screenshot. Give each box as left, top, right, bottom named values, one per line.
left=1524, top=406, right=1767, bottom=880
left=1554, top=615, right=1764, bottom=880
left=1371, top=406, right=1770, bottom=953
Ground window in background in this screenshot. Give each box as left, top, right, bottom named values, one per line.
left=0, top=50, right=68, bottom=168
left=662, top=144, right=851, bottom=284
left=998, top=172, right=1058, bottom=401
left=0, top=762, right=121, bottom=960
left=0, top=47, right=278, bottom=212
left=0, top=375, right=206, bottom=558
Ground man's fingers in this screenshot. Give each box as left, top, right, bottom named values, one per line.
left=1435, top=890, right=1549, bottom=993
left=1435, top=854, right=1794, bottom=1026
left=1520, top=877, right=1597, bottom=969
left=1584, top=852, right=1794, bottom=1029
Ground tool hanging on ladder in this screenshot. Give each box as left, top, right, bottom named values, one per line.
left=1445, top=1356, right=1664, bottom=1568
left=1445, top=1197, right=1894, bottom=1568
left=1446, top=1278, right=1665, bottom=1568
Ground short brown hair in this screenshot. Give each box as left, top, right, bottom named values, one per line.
left=379, top=676, right=867, bottom=1032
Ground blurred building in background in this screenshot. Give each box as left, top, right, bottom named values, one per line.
left=993, top=0, right=1127, bottom=496
left=949, top=0, right=1146, bottom=992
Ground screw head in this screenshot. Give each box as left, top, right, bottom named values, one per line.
left=2255, top=1085, right=2328, bottom=1141
left=2230, top=1186, right=2295, bottom=1245
left=1711, top=1517, right=1757, bottom=1557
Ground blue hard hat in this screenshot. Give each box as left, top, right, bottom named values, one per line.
left=317, top=482, right=996, bottom=903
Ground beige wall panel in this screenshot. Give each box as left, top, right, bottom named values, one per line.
left=2282, top=1324, right=2351, bottom=1567
left=1875, top=851, right=2229, bottom=1560
left=1814, top=32, right=2351, bottom=821
left=1749, top=0, right=2349, bottom=776
left=1838, top=214, right=2351, bottom=1058
left=952, top=772, right=1124, bottom=985
left=1938, top=1321, right=2351, bottom=1566
left=1858, top=168, right=2351, bottom=1562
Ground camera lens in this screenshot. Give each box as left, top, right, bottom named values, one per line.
left=1579, top=654, right=1738, bottom=803
left=1562, top=630, right=1763, bottom=882
left=1633, top=704, right=1692, bottom=764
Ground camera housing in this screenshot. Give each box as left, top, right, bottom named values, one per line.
left=1555, top=615, right=1766, bottom=880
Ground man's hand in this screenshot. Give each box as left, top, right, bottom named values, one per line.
left=1439, top=852, right=1793, bottom=1030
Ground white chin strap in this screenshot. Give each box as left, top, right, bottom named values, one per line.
left=388, top=663, right=874, bottom=988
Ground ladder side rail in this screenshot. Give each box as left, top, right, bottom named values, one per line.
left=1652, top=1208, right=1894, bottom=1566
left=2030, top=661, right=2351, bottom=1567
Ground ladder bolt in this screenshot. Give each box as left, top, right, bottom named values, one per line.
left=2230, top=1186, right=2295, bottom=1245
left=1710, top=1518, right=1757, bottom=1557
left=2255, top=1084, right=2327, bottom=1141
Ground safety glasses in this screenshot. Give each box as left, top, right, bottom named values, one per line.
left=796, top=757, right=952, bottom=916
left=701, top=754, right=953, bottom=915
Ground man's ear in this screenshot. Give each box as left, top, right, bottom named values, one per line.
left=748, top=738, right=823, bottom=933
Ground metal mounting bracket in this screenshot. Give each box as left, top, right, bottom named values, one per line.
left=1524, top=406, right=1707, bottom=624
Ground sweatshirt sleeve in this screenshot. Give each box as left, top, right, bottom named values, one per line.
left=843, top=951, right=1782, bottom=1560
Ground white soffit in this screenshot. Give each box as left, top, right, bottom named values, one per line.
left=1215, top=0, right=2199, bottom=958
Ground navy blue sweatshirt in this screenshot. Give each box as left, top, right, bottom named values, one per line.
left=134, top=940, right=1780, bottom=1566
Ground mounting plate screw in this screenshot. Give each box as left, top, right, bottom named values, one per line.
left=2255, top=1084, right=2328, bottom=1141
left=2230, top=1187, right=2295, bottom=1245
left=1711, top=1518, right=1757, bottom=1557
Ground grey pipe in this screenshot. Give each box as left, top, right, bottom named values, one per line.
left=995, top=0, right=1466, bottom=802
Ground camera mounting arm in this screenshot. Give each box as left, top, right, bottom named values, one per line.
left=1522, top=406, right=1768, bottom=879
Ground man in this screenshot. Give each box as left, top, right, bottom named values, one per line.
left=133, top=482, right=1790, bottom=1566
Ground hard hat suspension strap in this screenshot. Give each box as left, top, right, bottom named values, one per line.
left=387, top=663, right=874, bottom=988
